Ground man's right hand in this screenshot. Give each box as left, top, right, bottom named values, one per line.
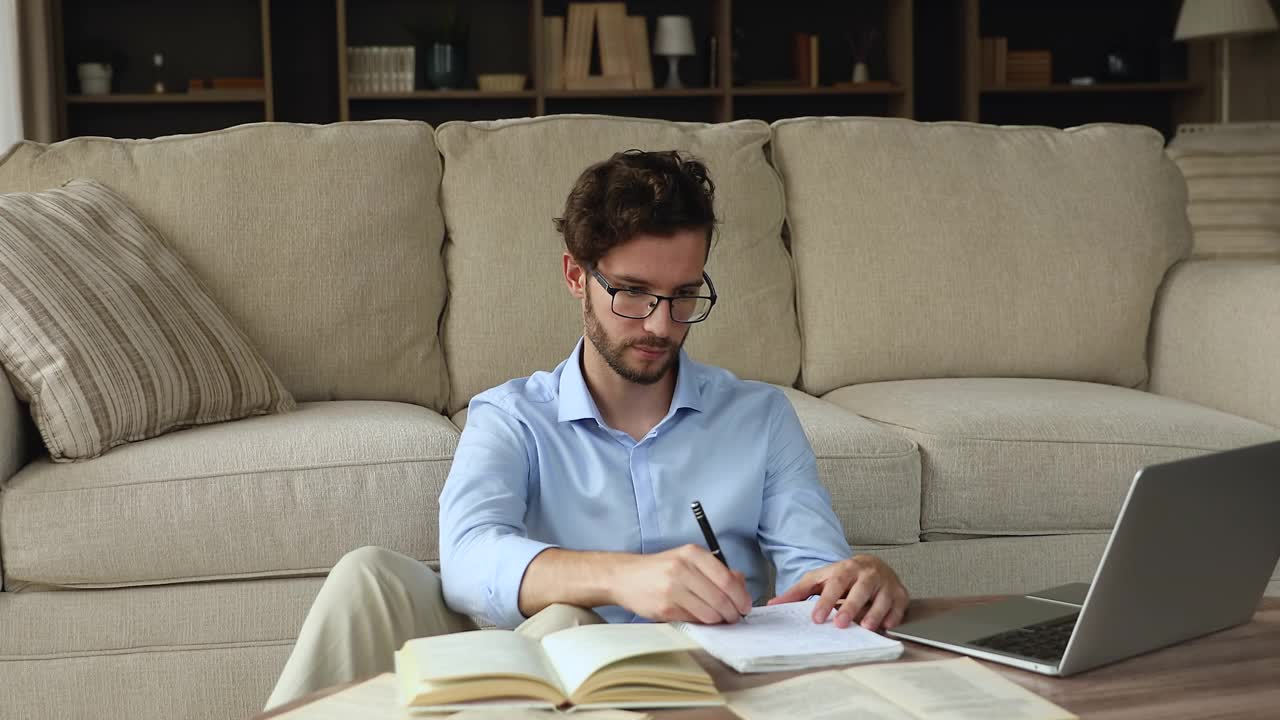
left=609, top=545, right=752, bottom=624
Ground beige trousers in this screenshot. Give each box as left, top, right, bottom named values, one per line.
left=264, top=546, right=605, bottom=711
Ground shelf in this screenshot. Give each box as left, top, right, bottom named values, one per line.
left=546, top=88, right=723, bottom=99
left=67, top=91, right=267, bottom=104
left=981, top=82, right=1202, bottom=95
left=349, top=90, right=537, bottom=100
left=733, top=84, right=905, bottom=97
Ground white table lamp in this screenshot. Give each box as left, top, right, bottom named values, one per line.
left=1175, top=0, right=1279, bottom=122
left=654, top=15, right=696, bottom=89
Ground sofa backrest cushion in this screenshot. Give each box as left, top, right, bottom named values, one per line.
left=0, top=121, right=449, bottom=410
left=435, top=115, right=798, bottom=414
left=770, top=118, right=1191, bottom=396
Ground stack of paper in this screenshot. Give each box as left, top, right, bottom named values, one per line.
left=674, top=598, right=904, bottom=673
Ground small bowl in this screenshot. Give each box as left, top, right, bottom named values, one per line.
left=476, top=73, right=527, bottom=91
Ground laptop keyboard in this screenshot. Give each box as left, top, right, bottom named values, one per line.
left=971, top=614, right=1079, bottom=662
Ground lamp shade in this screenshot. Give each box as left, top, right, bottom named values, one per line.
left=653, top=15, right=696, bottom=56
left=1175, top=0, right=1278, bottom=40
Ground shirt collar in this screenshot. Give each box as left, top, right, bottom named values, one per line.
left=557, top=337, right=704, bottom=424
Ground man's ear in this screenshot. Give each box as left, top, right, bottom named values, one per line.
left=563, top=253, right=587, bottom=299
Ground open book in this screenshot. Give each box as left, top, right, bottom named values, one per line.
left=393, top=623, right=724, bottom=712
left=674, top=598, right=904, bottom=672
left=727, top=657, right=1077, bottom=720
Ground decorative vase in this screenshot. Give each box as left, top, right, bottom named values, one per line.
left=427, top=42, right=463, bottom=89
left=852, top=62, right=869, bottom=83
left=77, top=63, right=113, bottom=95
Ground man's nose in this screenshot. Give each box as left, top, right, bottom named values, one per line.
left=643, top=299, right=676, bottom=337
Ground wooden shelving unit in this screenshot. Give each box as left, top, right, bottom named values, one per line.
left=980, top=82, right=1201, bottom=95
left=40, top=1, right=1232, bottom=140
left=52, top=0, right=274, bottom=139
left=959, top=0, right=1213, bottom=137
left=66, top=91, right=270, bottom=104
left=337, top=0, right=914, bottom=125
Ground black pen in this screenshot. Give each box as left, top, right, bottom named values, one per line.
left=690, top=500, right=729, bottom=568
left=692, top=500, right=748, bottom=619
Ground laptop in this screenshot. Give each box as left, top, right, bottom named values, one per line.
left=886, top=440, right=1280, bottom=677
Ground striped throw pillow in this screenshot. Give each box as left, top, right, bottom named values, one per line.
left=0, top=178, right=295, bottom=461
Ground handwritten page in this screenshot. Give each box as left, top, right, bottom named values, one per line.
left=726, top=670, right=918, bottom=720
left=846, top=658, right=1078, bottom=720
left=675, top=598, right=903, bottom=672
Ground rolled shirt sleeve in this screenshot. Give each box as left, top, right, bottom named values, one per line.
left=439, top=397, right=558, bottom=628
left=757, top=390, right=853, bottom=595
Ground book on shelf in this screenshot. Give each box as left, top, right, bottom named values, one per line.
left=563, top=2, right=633, bottom=90
left=790, top=33, right=821, bottom=88
left=1007, top=50, right=1052, bottom=84
left=544, top=16, right=565, bottom=90
left=595, top=2, right=632, bottom=84
left=626, top=16, right=654, bottom=90
left=810, top=34, right=820, bottom=88
left=980, top=36, right=1010, bottom=86
left=727, top=657, right=1077, bottom=720
left=793, top=32, right=815, bottom=87
left=995, top=36, right=1007, bottom=86
left=394, top=623, right=723, bottom=712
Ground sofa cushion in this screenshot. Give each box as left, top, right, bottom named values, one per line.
left=0, top=121, right=449, bottom=410
left=435, top=115, right=799, bottom=415
left=822, top=379, right=1280, bottom=537
left=774, top=386, right=920, bottom=546
left=455, top=387, right=921, bottom=546
left=1166, top=124, right=1280, bottom=258
left=0, top=401, right=457, bottom=589
left=770, top=118, right=1191, bottom=396
left=0, top=178, right=295, bottom=461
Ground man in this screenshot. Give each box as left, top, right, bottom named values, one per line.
left=264, top=150, right=909, bottom=710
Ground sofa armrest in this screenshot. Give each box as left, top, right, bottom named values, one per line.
left=0, top=373, right=25, bottom=483
left=1149, top=259, right=1280, bottom=429
left=1, top=372, right=28, bottom=591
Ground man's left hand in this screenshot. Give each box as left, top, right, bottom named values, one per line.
left=766, top=555, right=909, bottom=631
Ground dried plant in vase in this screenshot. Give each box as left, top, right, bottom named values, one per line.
left=845, top=27, right=879, bottom=83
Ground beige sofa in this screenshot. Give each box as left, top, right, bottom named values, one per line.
left=0, top=116, right=1276, bottom=720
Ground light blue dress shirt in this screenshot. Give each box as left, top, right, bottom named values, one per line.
left=438, top=338, right=853, bottom=628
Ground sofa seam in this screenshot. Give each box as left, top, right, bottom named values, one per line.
left=812, top=448, right=918, bottom=461
left=7, top=456, right=455, bottom=495
left=0, top=638, right=297, bottom=662
left=7, top=562, right=438, bottom=589
left=861, top=417, right=1238, bottom=452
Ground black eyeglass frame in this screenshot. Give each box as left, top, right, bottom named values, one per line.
left=589, top=268, right=718, bottom=324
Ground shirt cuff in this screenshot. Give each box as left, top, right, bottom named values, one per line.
left=488, top=536, right=558, bottom=629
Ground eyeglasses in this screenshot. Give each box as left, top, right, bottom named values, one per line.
left=590, top=268, right=717, bottom=323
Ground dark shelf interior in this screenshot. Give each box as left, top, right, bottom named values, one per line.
left=732, top=0, right=889, bottom=88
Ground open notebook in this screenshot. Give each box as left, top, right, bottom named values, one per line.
left=393, top=623, right=724, bottom=712
left=674, top=598, right=904, bottom=672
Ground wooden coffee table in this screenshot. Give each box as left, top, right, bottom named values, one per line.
left=259, top=596, right=1280, bottom=719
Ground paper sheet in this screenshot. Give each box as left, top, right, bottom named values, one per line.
left=846, top=658, right=1077, bottom=720
left=726, top=670, right=918, bottom=720
left=675, top=598, right=903, bottom=671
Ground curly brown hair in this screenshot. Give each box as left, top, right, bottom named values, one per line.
left=554, top=149, right=717, bottom=268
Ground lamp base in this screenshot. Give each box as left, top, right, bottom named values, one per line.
left=663, top=55, right=684, bottom=89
